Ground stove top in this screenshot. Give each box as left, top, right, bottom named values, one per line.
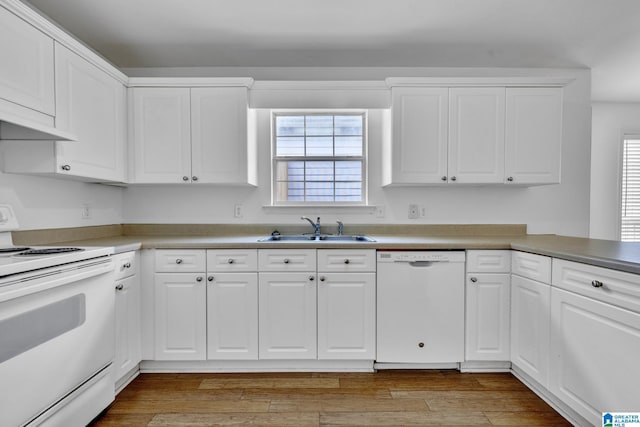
left=14, top=247, right=84, bottom=257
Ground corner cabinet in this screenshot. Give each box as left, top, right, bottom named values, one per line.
left=2, top=42, right=127, bottom=182
left=128, top=80, right=257, bottom=185
left=383, top=79, right=566, bottom=186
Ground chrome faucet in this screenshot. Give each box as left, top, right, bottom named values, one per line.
left=336, top=220, right=344, bottom=236
left=301, top=216, right=321, bottom=237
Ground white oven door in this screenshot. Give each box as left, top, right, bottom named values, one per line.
left=0, top=258, right=115, bottom=427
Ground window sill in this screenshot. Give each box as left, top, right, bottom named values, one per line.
left=262, top=205, right=376, bottom=214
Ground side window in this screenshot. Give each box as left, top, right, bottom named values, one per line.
left=621, top=137, right=640, bottom=241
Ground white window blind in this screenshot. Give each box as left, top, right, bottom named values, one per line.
left=272, top=112, right=366, bottom=205
left=621, top=137, right=640, bottom=241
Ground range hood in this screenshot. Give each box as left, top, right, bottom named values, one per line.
left=0, top=111, right=77, bottom=141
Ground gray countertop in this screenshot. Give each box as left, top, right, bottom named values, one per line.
left=57, top=233, right=640, bottom=275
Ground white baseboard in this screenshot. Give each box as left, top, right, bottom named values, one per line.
left=140, top=359, right=375, bottom=373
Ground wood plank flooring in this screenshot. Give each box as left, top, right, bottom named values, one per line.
left=90, top=370, right=571, bottom=426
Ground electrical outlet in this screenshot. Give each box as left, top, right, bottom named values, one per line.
left=375, top=206, right=385, bottom=218
left=419, top=205, right=427, bottom=218
left=234, top=204, right=243, bottom=218
left=408, top=204, right=419, bottom=219
left=81, top=204, right=91, bottom=219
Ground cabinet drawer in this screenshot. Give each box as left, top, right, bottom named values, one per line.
left=317, top=249, right=376, bottom=272
left=552, top=259, right=640, bottom=314
left=512, top=251, right=551, bottom=283
left=113, top=251, right=138, bottom=280
left=207, top=249, right=257, bottom=272
left=258, top=249, right=316, bottom=272
left=466, top=250, right=511, bottom=273
left=155, top=250, right=206, bottom=272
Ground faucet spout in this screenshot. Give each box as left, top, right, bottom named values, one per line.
left=301, top=216, right=321, bottom=237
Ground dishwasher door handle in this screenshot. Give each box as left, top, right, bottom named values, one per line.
left=407, top=261, right=437, bottom=267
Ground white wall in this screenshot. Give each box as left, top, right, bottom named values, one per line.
left=0, top=171, right=123, bottom=230
left=590, top=102, right=640, bottom=240
left=123, top=67, right=592, bottom=237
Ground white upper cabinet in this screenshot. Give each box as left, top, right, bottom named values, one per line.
left=129, top=81, right=256, bottom=185
left=505, top=88, right=562, bottom=184
left=0, top=6, right=54, bottom=117
left=448, top=87, right=505, bottom=184
left=383, top=87, right=448, bottom=184
left=130, top=88, right=191, bottom=183
left=191, top=87, right=256, bottom=185
left=54, top=43, right=127, bottom=182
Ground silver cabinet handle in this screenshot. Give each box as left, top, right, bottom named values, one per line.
left=507, top=176, right=514, bottom=182
left=591, top=280, right=604, bottom=288
left=61, top=164, right=71, bottom=171
left=182, top=176, right=189, bottom=181
left=441, top=176, right=447, bottom=181
left=115, top=284, right=124, bottom=291
left=207, top=276, right=214, bottom=282
left=309, top=275, right=315, bottom=281
left=470, top=277, right=478, bottom=283
left=192, top=176, right=198, bottom=181
left=124, top=262, right=131, bottom=268
left=227, top=259, right=235, bottom=264
left=175, top=258, right=183, bottom=264
left=450, top=176, right=457, bottom=182
left=283, top=258, right=290, bottom=264
left=344, top=259, right=350, bottom=264
left=196, top=276, right=203, bottom=282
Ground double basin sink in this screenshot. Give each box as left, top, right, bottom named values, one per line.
left=258, top=234, right=375, bottom=242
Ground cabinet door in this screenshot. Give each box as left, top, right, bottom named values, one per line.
left=258, top=272, right=317, bottom=359
left=54, top=43, right=126, bottom=181
left=448, top=88, right=505, bottom=183
left=0, top=6, right=54, bottom=116
left=114, top=274, right=141, bottom=383
left=207, top=273, right=258, bottom=360
left=505, top=88, right=562, bottom=184
left=386, top=87, right=448, bottom=184
left=191, top=87, right=255, bottom=184
left=465, top=273, right=510, bottom=361
left=550, top=288, right=640, bottom=426
left=154, top=273, right=206, bottom=360
left=131, top=87, right=191, bottom=183
left=317, top=273, right=375, bottom=360
left=510, top=274, right=550, bottom=386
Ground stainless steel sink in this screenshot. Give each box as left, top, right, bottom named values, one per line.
left=257, top=234, right=375, bottom=242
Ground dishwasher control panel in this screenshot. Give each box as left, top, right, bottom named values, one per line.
left=377, top=251, right=465, bottom=263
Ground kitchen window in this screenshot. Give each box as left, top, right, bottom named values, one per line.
left=272, top=111, right=366, bottom=205
left=621, top=136, right=640, bottom=241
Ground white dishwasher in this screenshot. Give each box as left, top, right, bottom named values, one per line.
left=377, top=251, right=465, bottom=364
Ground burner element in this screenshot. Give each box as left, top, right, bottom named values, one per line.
left=0, top=247, right=31, bottom=254
left=15, top=248, right=84, bottom=256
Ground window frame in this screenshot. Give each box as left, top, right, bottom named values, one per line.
left=620, top=135, right=640, bottom=241
left=270, top=109, right=368, bottom=206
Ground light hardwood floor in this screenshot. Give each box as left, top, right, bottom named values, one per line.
left=91, top=370, right=571, bottom=426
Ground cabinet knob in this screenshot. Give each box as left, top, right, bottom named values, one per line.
left=175, top=258, right=183, bottom=264
left=115, top=284, right=124, bottom=291
left=283, top=258, right=290, bottom=264
left=450, top=176, right=457, bottom=182
left=61, top=164, right=71, bottom=171
left=344, top=259, right=350, bottom=264
left=507, top=176, right=514, bottom=182
left=182, top=176, right=189, bottom=181
left=591, top=280, right=604, bottom=288
left=227, top=258, right=235, bottom=264
left=196, top=276, right=203, bottom=282
left=441, top=176, right=447, bottom=181
left=418, top=342, right=425, bottom=348
left=192, top=176, right=198, bottom=181
left=124, top=262, right=131, bottom=269
left=320, top=276, right=326, bottom=282
left=309, top=275, right=315, bottom=281
left=208, top=276, right=214, bottom=282
left=470, top=277, right=478, bottom=283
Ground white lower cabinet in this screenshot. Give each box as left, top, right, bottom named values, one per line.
left=207, top=273, right=258, bottom=360
left=317, top=272, right=376, bottom=360
left=258, top=272, right=317, bottom=359
left=154, top=273, right=207, bottom=360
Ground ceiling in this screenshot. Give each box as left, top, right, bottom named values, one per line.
left=22, top=0, right=640, bottom=101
